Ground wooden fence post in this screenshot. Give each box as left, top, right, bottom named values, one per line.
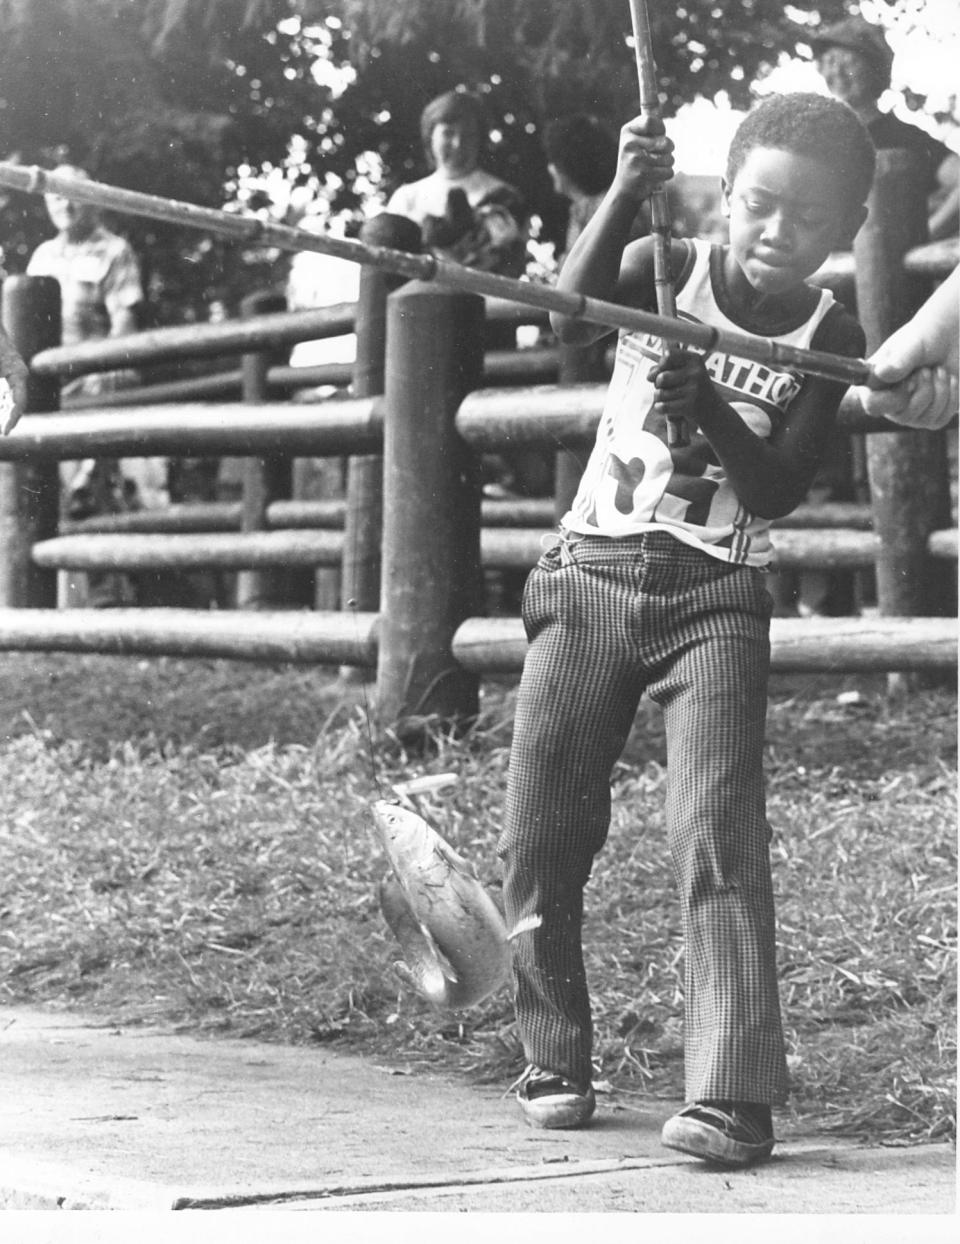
left=376, top=282, right=485, bottom=735
left=236, top=290, right=295, bottom=610
left=340, top=213, right=421, bottom=675
left=854, top=149, right=953, bottom=624
left=0, top=275, right=61, bottom=607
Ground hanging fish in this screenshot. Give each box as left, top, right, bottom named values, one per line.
left=372, top=790, right=539, bottom=1010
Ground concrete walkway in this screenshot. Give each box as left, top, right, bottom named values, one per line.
left=1, top=1007, right=954, bottom=1215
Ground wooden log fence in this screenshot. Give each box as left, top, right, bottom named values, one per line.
left=0, top=608, right=952, bottom=677
left=0, top=277, right=60, bottom=610
left=0, top=398, right=384, bottom=461
left=30, top=526, right=957, bottom=574
left=56, top=498, right=878, bottom=536
left=0, top=193, right=956, bottom=725
left=451, top=614, right=957, bottom=675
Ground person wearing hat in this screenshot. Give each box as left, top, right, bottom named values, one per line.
left=810, top=14, right=958, bottom=241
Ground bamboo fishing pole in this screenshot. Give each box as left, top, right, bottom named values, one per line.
left=628, top=0, right=687, bottom=446
left=0, top=160, right=877, bottom=389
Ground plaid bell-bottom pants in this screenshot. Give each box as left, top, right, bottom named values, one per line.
left=498, top=530, right=789, bottom=1105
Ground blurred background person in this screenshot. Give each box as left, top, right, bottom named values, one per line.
left=811, top=15, right=958, bottom=243
left=387, top=89, right=528, bottom=279
left=542, top=113, right=618, bottom=257
left=389, top=89, right=538, bottom=505
left=541, top=113, right=620, bottom=462
left=285, top=209, right=359, bottom=383
left=0, top=228, right=28, bottom=436
left=27, top=164, right=144, bottom=394
left=26, top=163, right=151, bottom=605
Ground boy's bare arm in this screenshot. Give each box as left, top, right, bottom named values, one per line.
left=551, top=115, right=674, bottom=346
left=650, top=350, right=849, bottom=519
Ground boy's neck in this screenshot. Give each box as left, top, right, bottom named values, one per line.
left=851, top=100, right=882, bottom=127
left=719, top=246, right=814, bottom=328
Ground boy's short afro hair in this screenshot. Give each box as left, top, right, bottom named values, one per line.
left=726, top=93, right=876, bottom=214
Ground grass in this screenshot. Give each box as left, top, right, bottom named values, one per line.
left=0, top=652, right=955, bottom=1146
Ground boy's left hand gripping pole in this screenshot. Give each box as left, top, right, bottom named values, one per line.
left=628, top=0, right=688, bottom=448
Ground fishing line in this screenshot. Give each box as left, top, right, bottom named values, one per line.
left=346, top=591, right=386, bottom=802
left=341, top=455, right=387, bottom=800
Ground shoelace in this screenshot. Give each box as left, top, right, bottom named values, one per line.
left=503, top=1063, right=538, bottom=1098
left=505, top=1064, right=584, bottom=1100
left=682, top=1103, right=772, bottom=1144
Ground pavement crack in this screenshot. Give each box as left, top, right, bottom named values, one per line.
left=171, top=1156, right=670, bottom=1210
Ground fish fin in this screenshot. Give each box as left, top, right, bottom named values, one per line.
left=417, top=921, right=460, bottom=983
left=430, top=834, right=480, bottom=879
left=506, top=913, right=543, bottom=941
left=378, top=874, right=459, bottom=987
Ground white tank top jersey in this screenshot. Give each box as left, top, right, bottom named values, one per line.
left=562, top=239, right=840, bottom=567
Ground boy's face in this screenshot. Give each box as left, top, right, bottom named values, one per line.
left=722, top=147, right=862, bottom=297
left=430, top=120, right=479, bottom=178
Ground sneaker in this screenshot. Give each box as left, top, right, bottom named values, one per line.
left=512, top=1065, right=596, bottom=1130
left=661, top=1102, right=775, bottom=1167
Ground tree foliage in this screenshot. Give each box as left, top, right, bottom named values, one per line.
left=326, top=0, right=841, bottom=115
left=0, top=1, right=933, bottom=324
left=298, top=0, right=857, bottom=248
left=0, top=0, right=330, bottom=320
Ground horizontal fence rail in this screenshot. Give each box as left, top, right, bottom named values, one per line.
left=31, top=526, right=957, bottom=573
left=33, top=303, right=356, bottom=381
left=0, top=398, right=383, bottom=461
left=452, top=615, right=958, bottom=674
left=58, top=499, right=878, bottom=536
left=0, top=608, right=380, bottom=665
left=0, top=609, right=954, bottom=673
left=0, top=384, right=911, bottom=464
left=456, top=385, right=912, bottom=444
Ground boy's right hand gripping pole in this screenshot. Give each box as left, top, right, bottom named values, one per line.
left=628, top=0, right=688, bottom=448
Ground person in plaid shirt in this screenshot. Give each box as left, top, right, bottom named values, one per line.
left=27, top=164, right=147, bottom=605
left=28, top=165, right=143, bottom=373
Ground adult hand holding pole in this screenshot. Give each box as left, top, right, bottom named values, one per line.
left=628, top=0, right=687, bottom=447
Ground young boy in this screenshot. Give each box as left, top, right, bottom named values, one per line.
left=499, top=94, right=875, bottom=1167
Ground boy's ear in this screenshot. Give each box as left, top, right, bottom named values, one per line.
left=835, top=203, right=869, bottom=250
left=720, top=178, right=731, bottom=218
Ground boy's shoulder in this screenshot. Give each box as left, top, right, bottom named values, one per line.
left=809, top=296, right=866, bottom=359
left=619, top=234, right=699, bottom=311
